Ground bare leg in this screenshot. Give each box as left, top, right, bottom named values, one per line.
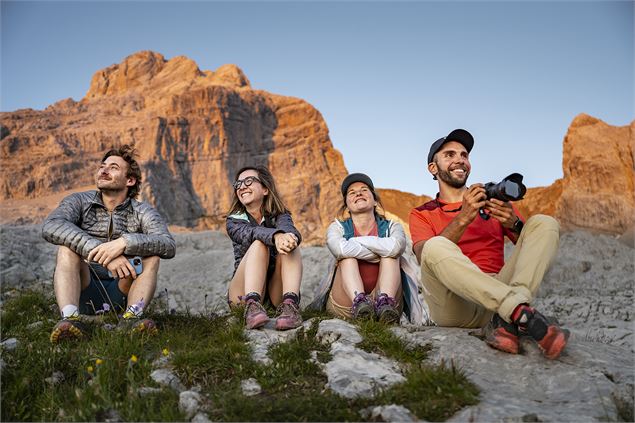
left=228, top=240, right=270, bottom=305
left=125, top=256, right=160, bottom=310
left=267, top=248, right=303, bottom=306
left=53, top=246, right=91, bottom=313
left=376, top=257, right=401, bottom=298
left=330, top=258, right=364, bottom=307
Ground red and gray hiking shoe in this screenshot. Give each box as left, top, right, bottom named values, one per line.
left=351, top=292, right=375, bottom=321
left=50, top=317, right=87, bottom=344
left=375, top=293, right=400, bottom=325
left=513, top=305, right=570, bottom=359
left=484, top=313, right=520, bottom=354
left=244, top=299, right=269, bottom=329
left=118, top=315, right=159, bottom=336
left=275, top=299, right=303, bottom=331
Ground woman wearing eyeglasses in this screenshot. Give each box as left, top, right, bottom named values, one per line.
left=308, top=173, right=424, bottom=325
left=226, top=165, right=303, bottom=330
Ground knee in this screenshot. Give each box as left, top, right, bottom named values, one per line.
left=249, top=240, right=269, bottom=254
left=142, top=256, right=160, bottom=273
left=338, top=257, right=359, bottom=268
left=525, top=214, right=560, bottom=234
left=421, top=236, right=455, bottom=266
left=56, top=246, right=81, bottom=264
left=379, top=256, right=399, bottom=269
left=287, top=247, right=302, bottom=259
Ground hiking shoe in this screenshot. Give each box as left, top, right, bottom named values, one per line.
left=351, top=293, right=375, bottom=321
left=275, top=299, right=303, bottom=331
left=244, top=299, right=269, bottom=329
left=513, top=305, right=569, bottom=359
left=50, top=317, right=87, bottom=344
left=375, top=293, right=400, bottom=324
left=484, top=313, right=519, bottom=354
left=118, top=316, right=159, bottom=336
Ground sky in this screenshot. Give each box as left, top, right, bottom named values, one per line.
left=2, top=0, right=633, bottom=197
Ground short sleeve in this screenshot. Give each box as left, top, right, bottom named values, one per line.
left=409, top=208, right=437, bottom=246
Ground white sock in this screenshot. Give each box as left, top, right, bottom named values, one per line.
left=61, top=305, right=79, bottom=319
left=125, top=303, right=144, bottom=318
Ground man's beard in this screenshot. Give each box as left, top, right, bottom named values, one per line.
left=437, top=168, right=469, bottom=189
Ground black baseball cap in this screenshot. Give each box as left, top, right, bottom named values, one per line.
left=427, top=129, right=474, bottom=164
left=341, top=173, right=375, bottom=198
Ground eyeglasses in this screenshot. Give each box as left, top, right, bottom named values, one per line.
left=233, top=176, right=262, bottom=190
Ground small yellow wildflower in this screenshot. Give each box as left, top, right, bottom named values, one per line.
left=162, top=348, right=169, bottom=356
left=87, top=366, right=94, bottom=373
left=95, top=359, right=103, bottom=366
left=130, top=354, right=138, bottom=363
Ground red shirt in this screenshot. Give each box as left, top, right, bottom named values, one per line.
left=409, top=197, right=523, bottom=274
left=354, top=222, right=380, bottom=294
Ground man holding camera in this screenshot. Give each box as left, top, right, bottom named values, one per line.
left=42, top=145, right=176, bottom=343
left=409, top=129, right=568, bottom=359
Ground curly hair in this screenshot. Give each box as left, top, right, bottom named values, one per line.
left=102, top=145, right=142, bottom=199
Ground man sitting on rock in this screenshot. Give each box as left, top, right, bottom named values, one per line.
left=42, top=145, right=176, bottom=343
left=409, top=129, right=569, bottom=359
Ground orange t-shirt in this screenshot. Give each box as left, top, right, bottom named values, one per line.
left=409, top=197, right=523, bottom=274
left=354, top=222, right=380, bottom=294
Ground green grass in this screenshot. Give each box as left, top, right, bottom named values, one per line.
left=2, top=290, right=479, bottom=422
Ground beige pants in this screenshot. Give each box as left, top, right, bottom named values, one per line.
left=420, top=215, right=559, bottom=328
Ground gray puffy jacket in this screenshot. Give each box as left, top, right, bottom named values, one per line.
left=42, top=190, right=176, bottom=259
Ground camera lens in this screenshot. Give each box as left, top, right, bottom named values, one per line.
left=133, top=258, right=141, bottom=265
left=503, top=180, right=520, bottom=199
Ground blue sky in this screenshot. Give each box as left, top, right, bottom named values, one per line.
left=2, top=1, right=633, bottom=197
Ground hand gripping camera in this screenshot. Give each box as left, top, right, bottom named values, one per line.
left=479, top=173, right=527, bottom=220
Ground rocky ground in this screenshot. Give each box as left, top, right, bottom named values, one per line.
left=1, top=224, right=633, bottom=421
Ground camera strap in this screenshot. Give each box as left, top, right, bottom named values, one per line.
left=87, top=262, right=121, bottom=322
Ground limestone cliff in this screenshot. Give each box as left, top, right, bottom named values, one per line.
left=516, top=114, right=634, bottom=235
left=0, top=51, right=348, bottom=244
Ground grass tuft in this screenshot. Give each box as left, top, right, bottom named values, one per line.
left=2, top=290, right=478, bottom=422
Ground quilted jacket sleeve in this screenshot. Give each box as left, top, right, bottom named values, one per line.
left=41, top=193, right=102, bottom=258
left=120, top=203, right=176, bottom=259
left=226, top=216, right=279, bottom=247
left=275, top=213, right=302, bottom=245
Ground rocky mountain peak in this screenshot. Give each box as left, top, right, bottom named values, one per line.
left=85, top=50, right=250, bottom=102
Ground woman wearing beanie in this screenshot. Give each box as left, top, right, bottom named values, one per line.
left=226, top=165, right=303, bottom=330
left=308, top=173, right=423, bottom=324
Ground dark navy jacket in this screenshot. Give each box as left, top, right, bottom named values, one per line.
left=226, top=211, right=302, bottom=273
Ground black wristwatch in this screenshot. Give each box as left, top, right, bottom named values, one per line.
left=511, top=218, right=524, bottom=234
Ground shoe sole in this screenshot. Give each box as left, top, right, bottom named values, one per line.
left=50, top=324, right=84, bottom=344
left=275, top=318, right=302, bottom=331
left=484, top=329, right=519, bottom=354
left=378, top=308, right=401, bottom=325
left=246, top=313, right=269, bottom=329
left=538, top=327, right=569, bottom=359
left=353, top=303, right=375, bottom=321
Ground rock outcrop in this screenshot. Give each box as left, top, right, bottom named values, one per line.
left=376, top=188, right=432, bottom=227
left=0, top=51, right=348, bottom=244
left=516, top=114, right=634, bottom=235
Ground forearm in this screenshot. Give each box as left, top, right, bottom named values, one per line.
left=439, top=216, right=470, bottom=244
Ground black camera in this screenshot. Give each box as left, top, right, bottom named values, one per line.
left=479, top=173, right=526, bottom=220
left=483, top=173, right=527, bottom=202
